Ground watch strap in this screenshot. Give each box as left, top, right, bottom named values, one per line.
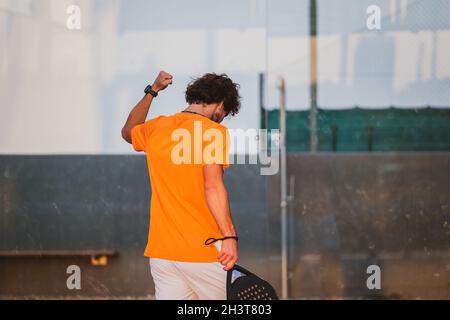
left=144, top=85, right=158, bottom=97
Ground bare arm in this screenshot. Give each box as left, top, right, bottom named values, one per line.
left=121, top=70, right=173, bottom=143
left=203, top=164, right=238, bottom=270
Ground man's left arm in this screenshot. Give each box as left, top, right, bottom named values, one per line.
left=121, top=70, right=172, bottom=144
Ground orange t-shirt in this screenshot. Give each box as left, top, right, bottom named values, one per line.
left=131, top=112, right=230, bottom=262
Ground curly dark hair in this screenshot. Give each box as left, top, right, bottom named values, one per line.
left=185, top=73, right=241, bottom=116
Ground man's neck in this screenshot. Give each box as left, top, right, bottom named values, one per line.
left=184, top=103, right=210, bottom=118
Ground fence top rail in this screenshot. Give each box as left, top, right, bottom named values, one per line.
left=0, top=250, right=118, bottom=257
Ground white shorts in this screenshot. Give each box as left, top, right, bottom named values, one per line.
left=149, top=241, right=227, bottom=300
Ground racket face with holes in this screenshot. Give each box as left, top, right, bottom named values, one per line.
left=227, top=274, right=279, bottom=300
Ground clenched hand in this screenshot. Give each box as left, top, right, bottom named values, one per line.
left=152, top=70, right=173, bottom=92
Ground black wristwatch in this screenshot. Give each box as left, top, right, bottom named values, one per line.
left=144, top=85, right=158, bottom=98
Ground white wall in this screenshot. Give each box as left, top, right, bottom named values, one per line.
left=1, top=0, right=449, bottom=154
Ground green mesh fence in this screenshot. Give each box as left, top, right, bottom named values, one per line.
left=262, top=107, right=450, bottom=152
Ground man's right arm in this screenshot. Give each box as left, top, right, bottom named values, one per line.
left=203, top=164, right=238, bottom=271
left=121, top=70, right=172, bottom=144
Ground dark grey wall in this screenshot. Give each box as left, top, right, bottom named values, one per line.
left=0, top=154, right=448, bottom=299
left=267, top=153, right=449, bottom=299
left=0, top=156, right=271, bottom=298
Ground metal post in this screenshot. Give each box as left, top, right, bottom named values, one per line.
left=278, top=77, right=288, bottom=299
left=309, top=0, right=318, bottom=152
left=259, top=73, right=266, bottom=129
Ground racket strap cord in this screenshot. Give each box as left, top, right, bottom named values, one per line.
left=204, top=236, right=238, bottom=246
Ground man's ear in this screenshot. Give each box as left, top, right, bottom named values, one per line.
left=218, top=101, right=225, bottom=112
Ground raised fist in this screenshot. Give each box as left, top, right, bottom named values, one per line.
left=152, top=70, right=173, bottom=92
